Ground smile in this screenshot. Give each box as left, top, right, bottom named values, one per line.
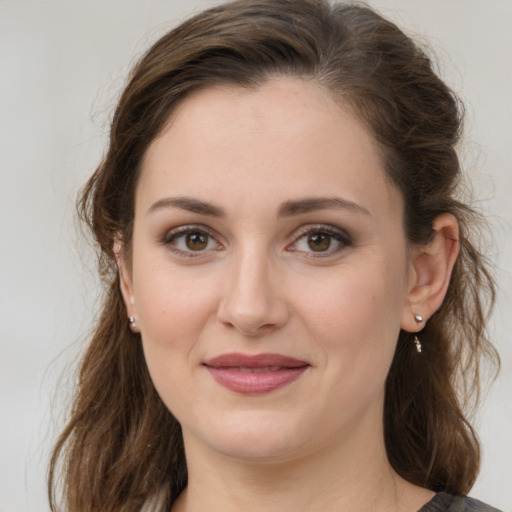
left=203, top=353, right=310, bottom=394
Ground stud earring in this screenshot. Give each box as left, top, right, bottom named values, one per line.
left=414, top=335, right=422, bottom=353
left=414, top=314, right=424, bottom=324
left=128, top=316, right=140, bottom=333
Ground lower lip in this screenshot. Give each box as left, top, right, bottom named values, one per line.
left=205, top=366, right=308, bottom=394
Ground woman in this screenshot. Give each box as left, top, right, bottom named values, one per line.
left=48, top=1, right=501, bottom=510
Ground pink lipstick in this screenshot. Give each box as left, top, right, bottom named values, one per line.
left=203, top=353, right=309, bottom=394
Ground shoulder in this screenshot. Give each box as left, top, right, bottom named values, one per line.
left=419, top=492, right=503, bottom=512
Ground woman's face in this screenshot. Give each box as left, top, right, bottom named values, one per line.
left=120, top=78, right=417, bottom=462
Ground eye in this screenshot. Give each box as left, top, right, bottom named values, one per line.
left=182, top=232, right=209, bottom=251
left=304, top=233, right=333, bottom=252
left=287, top=225, right=352, bottom=256
left=162, top=226, right=222, bottom=256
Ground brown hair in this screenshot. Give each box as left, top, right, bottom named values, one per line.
left=48, top=1, right=499, bottom=510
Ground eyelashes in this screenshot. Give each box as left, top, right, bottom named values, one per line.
left=160, top=223, right=353, bottom=259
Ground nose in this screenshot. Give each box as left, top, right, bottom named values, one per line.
left=216, top=246, right=290, bottom=337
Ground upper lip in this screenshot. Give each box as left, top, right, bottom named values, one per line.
left=203, top=352, right=309, bottom=369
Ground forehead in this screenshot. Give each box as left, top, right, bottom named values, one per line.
left=137, top=77, right=402, bottom=219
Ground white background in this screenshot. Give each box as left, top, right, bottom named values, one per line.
left=0, top=1, right=510, bottom=511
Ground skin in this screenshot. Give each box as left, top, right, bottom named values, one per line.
left=118, top=78, right=459, bottom=512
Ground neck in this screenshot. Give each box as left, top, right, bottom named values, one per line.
left=172, top=422, right=433, bottom=512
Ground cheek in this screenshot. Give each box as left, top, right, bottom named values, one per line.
left=133, top=271, right=216, bottom=415
left=130, top=253, right=217, bottom=380
left=301, top=265, right=404, bottom=336
left=296, top=255, right=407, bottom=376
left=136, top=278, right=213, bottom=349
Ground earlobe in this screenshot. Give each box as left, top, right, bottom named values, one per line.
left=401, top=213, right=460, bottom=332
left=113, top=238, right=137, bottom=318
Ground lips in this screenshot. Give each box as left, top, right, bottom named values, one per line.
left=203, top=353, right=309, bottom=394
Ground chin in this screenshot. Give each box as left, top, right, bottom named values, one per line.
left=186, top=410, right=312, bottom=462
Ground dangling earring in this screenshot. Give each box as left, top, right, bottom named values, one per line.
left=413, top=313, right=424, bottom=353
left=128, top=316, right=140, bottom=333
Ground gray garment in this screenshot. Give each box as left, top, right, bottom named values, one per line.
left=419, top=492, right=503, bottom=512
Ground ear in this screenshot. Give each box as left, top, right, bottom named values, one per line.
left=401, top=213, right=460, bottom=332
left=113, top=238, right=137, bottom=319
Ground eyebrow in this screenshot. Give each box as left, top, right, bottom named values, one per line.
left=278, top=197, right=371, bottom=217
left=147, top=196, right=225, bottom=217
left=146, top=195, right=371, bottom=218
